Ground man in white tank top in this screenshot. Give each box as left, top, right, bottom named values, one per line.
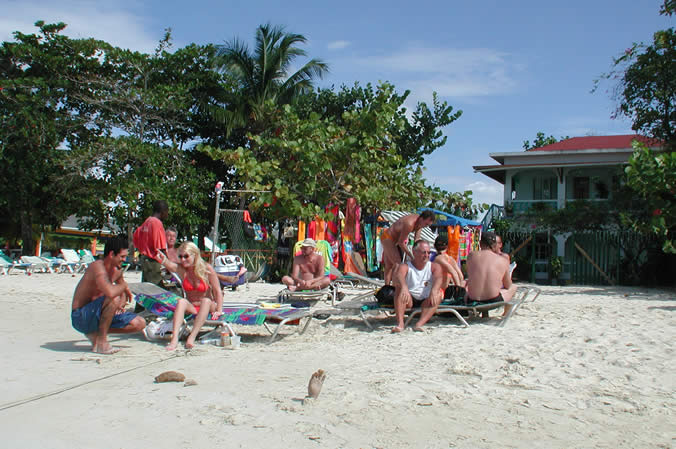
left=392, top=240, right=443, bottom=333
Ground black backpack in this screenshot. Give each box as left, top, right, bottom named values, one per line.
left=375, top=285, right=395, bottom=306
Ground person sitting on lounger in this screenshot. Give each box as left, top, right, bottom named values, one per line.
left=71, top=237, right=145, bottom=354
left=466, top=231, right=517, bottom=316
left=432, top=235, right=465, bottom=292
left=392, top=240, right=444, bottom=333
left=380, top=210, right=435, bottom=286
left=494, top=234, right=511, bottom=262
left=281, top=238, right=330, bottom=292
left=156, top=241, right=223, bottom=351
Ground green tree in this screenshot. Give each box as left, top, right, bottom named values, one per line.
left=0, top=22, right=110, bottom=254
left=625, top=141, right=675, bottom=253
left=214, top=23, right=329, bottom=135
left=295, top=83, right=462, bottom=166
left=594, top=4, right=675, bottom=150
left=202, top=83, right=443, bottom=220
left=522, top=132, right=569, bottom=150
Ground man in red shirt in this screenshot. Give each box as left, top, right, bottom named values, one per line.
left=133, top=200, right=169, bottom=289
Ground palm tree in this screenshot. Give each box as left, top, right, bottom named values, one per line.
left=215, top=23, right=329, bottom=133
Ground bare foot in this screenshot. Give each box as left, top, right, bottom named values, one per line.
left=85, top=333, right=96, bottom=346
left=307, top=369, right=326, bottom=399
left=92, top=342, right=120, bottom=354
left=185, top=337, right=196, bottom=350
left=391, top=326, right=404, bottom=333
left=412, top=326, right=425, bottom=333
left=166, top=341, right=178, bottom=351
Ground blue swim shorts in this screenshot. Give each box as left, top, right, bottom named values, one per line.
left=71, top=296, right=137, bottom=335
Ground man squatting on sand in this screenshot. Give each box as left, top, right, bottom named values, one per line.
left=380, top=210, right=435, bottom=285
left=281, top=238, right=330, bottom=292
left=71, top=237, right=145, bottom=354
left=466, top=231, right=518, bottom=316
left=392, top=240, right=444, bottom=333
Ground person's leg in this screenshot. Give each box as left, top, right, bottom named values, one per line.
left=392, top=289, right=412, bottom=333
left=108, top=316, right=145, bottom=334
left=415, top=292, right=442, bottom=330
left=308, top=276, right=330, bottom=290
left=167, top=299, right=198, bottom=350
left=381, top=240, right=398, bottom=285
left=500, top=284, right=518, bottom=316
left=185, top=298, right=213, bottom=349
left=281, top=275, right=296, bottom=291
left=93, top=296, right=125, bottom=354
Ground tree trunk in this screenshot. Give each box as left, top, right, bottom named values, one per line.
left=20, top=210, right=34, bottom=256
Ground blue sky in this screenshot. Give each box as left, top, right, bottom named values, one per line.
left=2, top=0, right=673, bottom=206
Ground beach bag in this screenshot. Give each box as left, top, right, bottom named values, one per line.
left=375, top=285, right=395, bottom=306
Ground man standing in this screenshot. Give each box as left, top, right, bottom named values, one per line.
left=281, top=238, right=330, bottom=291
left=380, top=210, right=435, bottom=285
left=466, top=232, right=517, bottom=315
left=392, top=240, right=444, bottom=333
left=71, top=237, right=145, bottom=354
left=133, top=200, right=169, bottom=286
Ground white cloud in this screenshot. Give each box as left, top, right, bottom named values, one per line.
left=0, top=0, right=160, bottom=53
left=327, top=40, right=350, bottom=50
left=350, top=45, right=518, bottom=99
left=465, top=180, right=503, bottom=206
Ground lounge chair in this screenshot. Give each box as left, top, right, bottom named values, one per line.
left=336, top=286, right=540, bottom=330
left=19, top=255, right=52, bottom=273
left=129, top=282, right=325, bottom=344
left=60, top=249, right=87, bottom=273
left=0, top=252, right=33, bottom=275
left=329, top=265, right=384, bottom=289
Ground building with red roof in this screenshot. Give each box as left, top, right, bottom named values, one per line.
left=473, top=134, right=663, bottom=284
left=474, top=134, right=663, bottom=212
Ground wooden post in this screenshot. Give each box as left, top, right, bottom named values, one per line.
left=509, top=236, right=533, bottom=258
left=574, top=242, right=615, bottom=286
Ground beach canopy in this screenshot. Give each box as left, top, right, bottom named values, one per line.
left=417, top=207, right=481, bottom=228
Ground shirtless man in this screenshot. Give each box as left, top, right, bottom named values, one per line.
left=466, top=232, right=517, bottom=316
left=380, top=210, right=435, bottom=285
left=281, top=238, right=330, bottom=291
left=392, top=240, right=444, bottom=332
left=495, top=235, right=511, bottom=261
left=432, top=235, right=465, bottom=291
left=71, top=237, right=145, bottom=354
left=165, top=227, right=179, bottom=263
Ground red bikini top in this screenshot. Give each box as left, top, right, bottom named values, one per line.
left=183, top=276, right=208, bottom=293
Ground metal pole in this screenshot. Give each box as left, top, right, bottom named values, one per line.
left=211, top=182, right=224, bottom=264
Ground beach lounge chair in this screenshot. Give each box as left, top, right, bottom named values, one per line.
left=129, top=282, right=324, bottom=344
left=19, top=255, right=52, bottom=273
left=336, top=286, right=540, bottom=330
left=59, top=249, right=87, bottom=273
left=329, top=265, right=384, bottom=289
left=0, top=253, right=33, bottom=275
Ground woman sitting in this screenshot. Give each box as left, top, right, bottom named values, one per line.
left=157, top=242, right=223, bottom=350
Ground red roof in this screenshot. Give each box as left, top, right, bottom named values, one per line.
left=527, top=134, right=661, bottom=152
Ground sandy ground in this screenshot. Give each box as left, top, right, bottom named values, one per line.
left=0, top=269, right=674, bottom=449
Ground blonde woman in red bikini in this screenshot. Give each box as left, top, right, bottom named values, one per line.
left=157, top=242, right=223, bottom=350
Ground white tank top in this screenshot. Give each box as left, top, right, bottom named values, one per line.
left=405, top=261, right=432, bottom=300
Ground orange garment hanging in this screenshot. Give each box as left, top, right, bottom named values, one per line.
left=447, top=225, right=460, bottom=261
left=314, top=216, right=326, bottom=241
left=297, top=220, right=306, bottom=243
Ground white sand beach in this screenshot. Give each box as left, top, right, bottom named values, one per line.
left=0, top=271, right=674, bottom=449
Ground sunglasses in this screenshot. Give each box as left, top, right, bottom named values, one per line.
left=178, top=254, right=191, bottom=260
